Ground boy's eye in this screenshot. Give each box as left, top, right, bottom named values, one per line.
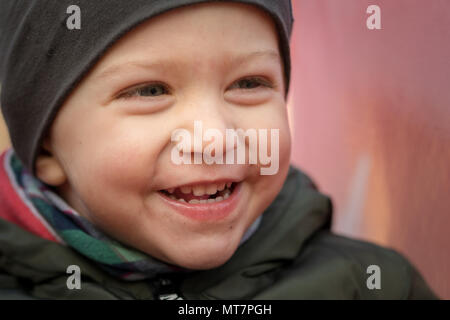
left=228, top=77, right=274, bottom=90
left=117, top=83, right=169, bottom=99
left=116, top=77, right=273, bottom=100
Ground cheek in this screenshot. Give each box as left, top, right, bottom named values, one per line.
left=56, top=114, right=166, bottom=200
left=237, top=102, right=292, bottom=167
left=84, top=138, right=159, bottom=195
left=237, top=102, right=291, bottom=208
left=61, top=131, right=165, bottom=232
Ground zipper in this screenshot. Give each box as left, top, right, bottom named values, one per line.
left=152, top=276, right=184, bottom=300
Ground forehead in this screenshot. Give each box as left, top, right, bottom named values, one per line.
left=91, top=2, right=281, bottom=74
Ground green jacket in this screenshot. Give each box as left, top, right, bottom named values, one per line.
left=0, top=166, right=438, bottom=299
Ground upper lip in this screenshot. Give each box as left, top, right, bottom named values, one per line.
left=159, top=178, right=240, bottom=191
left=155, top=165, right=250, bottom=190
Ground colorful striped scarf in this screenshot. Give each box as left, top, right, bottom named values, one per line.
left=6, top=149, right=261, bottom=281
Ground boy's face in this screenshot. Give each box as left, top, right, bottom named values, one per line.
left=42, top=2, right=291, bottom=269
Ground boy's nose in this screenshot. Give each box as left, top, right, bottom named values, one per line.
left=174, top=96, right=238, bottom=156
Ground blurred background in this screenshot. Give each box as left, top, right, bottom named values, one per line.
left=289, top=0, right=449, bottom=298
left=0, top=0, right=448, bottom=299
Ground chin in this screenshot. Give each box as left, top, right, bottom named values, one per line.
left=163, top=233, right=242, bottom=270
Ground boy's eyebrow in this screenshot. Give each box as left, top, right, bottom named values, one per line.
left=94, top=50, right=281, bottom=80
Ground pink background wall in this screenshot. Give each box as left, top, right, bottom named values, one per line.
left=289, top=0, right=450, bottom=298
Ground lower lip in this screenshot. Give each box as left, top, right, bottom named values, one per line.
left=157, top=183, right=242, bottom=221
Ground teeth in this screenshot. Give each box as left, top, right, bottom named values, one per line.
left=180, top=186, right=192, bottom=194
left=169, top=193, right=230, bottom=203
left=165, top=181, right=236, bottom=203
left=206, top=184, right=218, bottom=195
left=175, top=182, right=234, bottom=195
left=171, top=195, right=230, bottom=203
left=192, top=185, right=206, bottom=196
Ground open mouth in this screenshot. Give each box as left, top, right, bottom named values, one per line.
left=159, top=182, right=237, bottom=204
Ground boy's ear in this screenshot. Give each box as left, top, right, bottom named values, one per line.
left=35, top=137, right=67, bottom=186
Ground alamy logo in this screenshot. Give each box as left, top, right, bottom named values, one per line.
left=66, top=265, right=81, bottom=290
left=366, top=265, right=381, bottom=290
left=171, top=121, right=279, bottom=175
left=366, top=5, right=381, bottom=30
left=66, top=5, right=81, bottom=30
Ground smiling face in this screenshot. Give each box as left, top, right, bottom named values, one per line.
left=37, top=2, right=292, bottom=269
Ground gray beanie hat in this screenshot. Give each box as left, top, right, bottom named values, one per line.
left=0, top=0, right=294, bottom=175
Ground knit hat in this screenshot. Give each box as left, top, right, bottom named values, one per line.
left=0, top=0, right=294, bottom=175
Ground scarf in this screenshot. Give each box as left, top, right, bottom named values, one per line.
left=4, top=149, right=261, bottom=281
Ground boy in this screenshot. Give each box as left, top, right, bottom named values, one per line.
left=0, top=0, right=437, bottom=299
